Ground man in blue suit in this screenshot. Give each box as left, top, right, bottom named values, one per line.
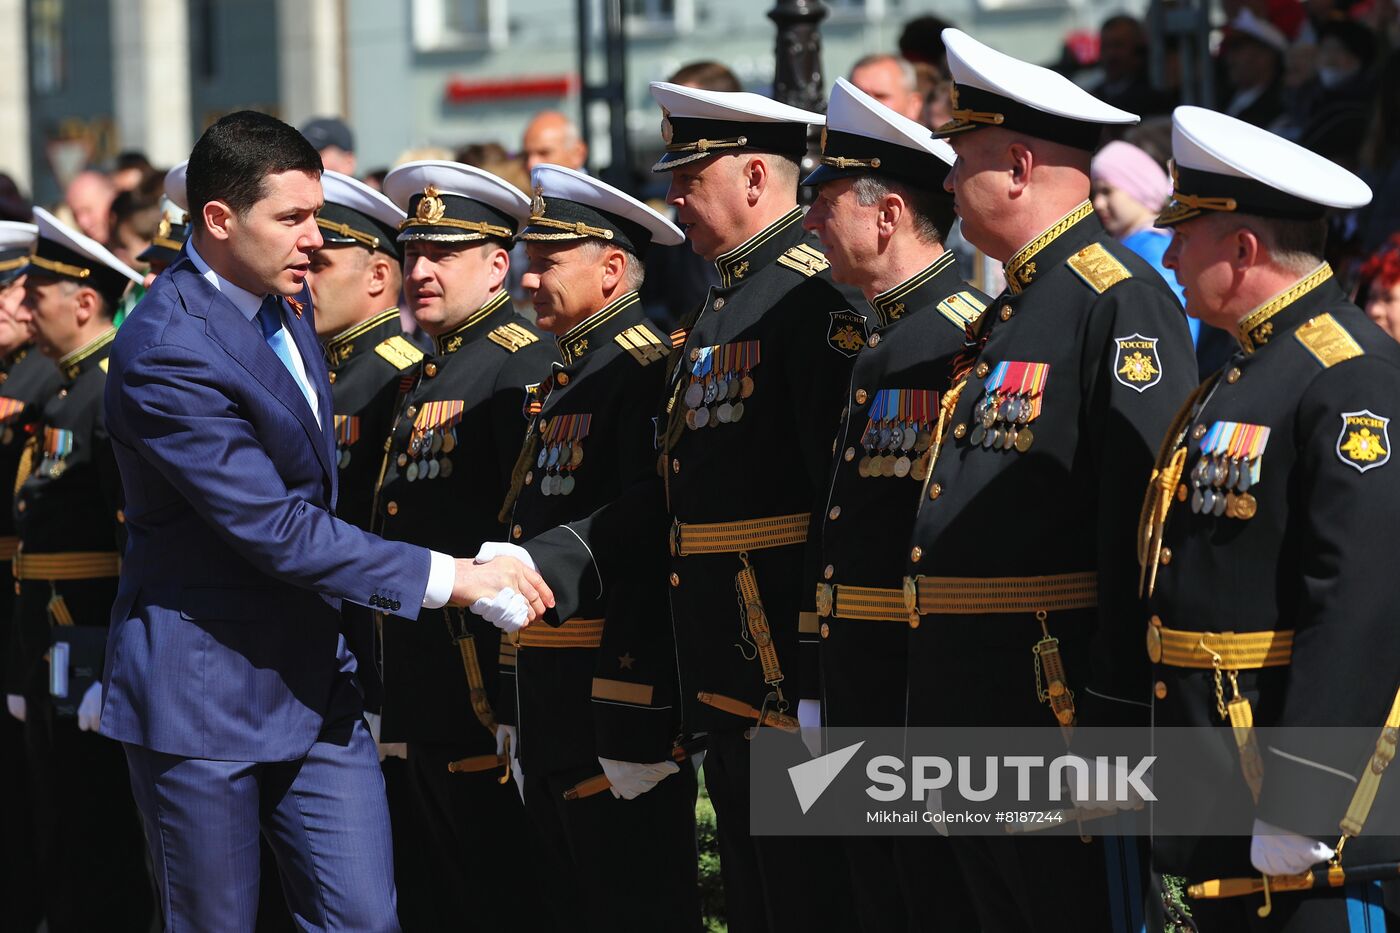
left=99, top=111, right=551, bottom=931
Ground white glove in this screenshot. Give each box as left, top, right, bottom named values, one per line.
left=77, top=682, right=103, bottom=731
left=797, top=698, right=822, bottom=758
left=474, top=542, right=537, bottom=571
left=496, top=724, right=525, bottom=801
left=1250, top=819, right=1334, bottom=876
left=599, top=756, right=679, bottom=800
left=470, top=587, right=531, bottom=633
left=5, top=694, right=25, bottom=723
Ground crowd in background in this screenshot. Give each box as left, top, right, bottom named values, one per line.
left=1, top=3, right=1397, bottom=347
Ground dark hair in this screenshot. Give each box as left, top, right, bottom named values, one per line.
left=1226, top=213, right=1328, bottom=268
left=114, top=150, right=154, bottom=174
left=186, top=110, right=322, bottom=222
left=668, top=61, right=742, bottom=93
left=852, top=176, right=955, bottom=245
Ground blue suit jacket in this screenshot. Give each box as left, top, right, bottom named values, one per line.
left=100, top=252, right=432, bottom=762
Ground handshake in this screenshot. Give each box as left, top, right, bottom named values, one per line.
left=449, top=542, right=551, bottom=632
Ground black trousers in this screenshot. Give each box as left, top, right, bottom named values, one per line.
left=404, top=741, right=557, bottom=932
left=1, top=707, right=42, bottom=933
left=24, top=698, right=155, bottom=933
left=951, top=831, right=1149, bottom=933
left=843, top=834, right=981, bottom=932
left=703, top=728, right=856, bottom=933
left=523, top=759, right=703, bottom=933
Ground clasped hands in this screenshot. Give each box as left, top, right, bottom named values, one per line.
left=450, top=542, right=550, bottom=631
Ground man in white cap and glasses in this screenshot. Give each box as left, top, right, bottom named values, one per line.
left=478, top=82, right=863, bottom=931
left=900, top=28, right=1198, bottom=931
left=378, top=160, right=559, bottom=931
left=1140, top=106, right=1399, bottom=931
left=487, top=162, right=702, bottom=932
left=10, top=207, right=154, bottom=931
left=800, top=75, right=988, bottom=932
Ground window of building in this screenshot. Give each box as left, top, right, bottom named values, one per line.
left=30, top=0, right=65, bottom=94
left=412, top=0, right=508, bottom=51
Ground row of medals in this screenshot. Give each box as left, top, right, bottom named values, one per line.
left=857, top=421, right=934, bottom=480
left=336, top=444, right=354, bottom=470
left=535, top=440, right=583, bottom=496
left=969, top=391, right=1036, bottom=453
left=39, top=456, right=68, bottom=478
left=397, top=427, right=458, bottom=482
left=683, top=371, right=754, bottom=429
left=1187, top=452, right=1258, bottom=519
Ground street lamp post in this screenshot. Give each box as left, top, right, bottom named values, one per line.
left=768, top=0, right=828, bottom=196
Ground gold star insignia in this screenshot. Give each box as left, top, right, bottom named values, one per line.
left=618, top=653, right=635, bottom=670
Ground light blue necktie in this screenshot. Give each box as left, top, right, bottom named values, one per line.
left=256, top=296, right=317, bottom=416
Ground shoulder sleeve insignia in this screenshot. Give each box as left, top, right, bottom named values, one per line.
left=614, top=324, right=669, bottom=366
left=936, top=291, right=988, bottom=330
left=1337, top=409, right=1390, bottom=472
left=1295, top=314, right=1364, bottom=368
left=1112, top=334, right=1163, bottom=392
left=488, top=322, right=540, bottom=353
left=826, top=308, right=868, bottom=358
left=374, top=335, right=425, bottom=371
left=1067, top=243, right=1133, bottom=294
left=776, top=243, right=830, bottom=278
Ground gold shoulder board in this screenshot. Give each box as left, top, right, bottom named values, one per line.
left=1067, top=243, right=1133, bottom=294
left=488, top=322, right=540, bottom=353
left=374, top=335, right=425, bottom=370
left=776, top=243, right=829, bottom=277
left=936, top=291, right=988, bottom=330
left=614, top=324, right=669, bottom=366
left=1295, top=313, right=1364, bottom=368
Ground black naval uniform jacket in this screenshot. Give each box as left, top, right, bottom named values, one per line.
left=11, top=331, right=122, bottom=707
left=324, top=307, right=416, bottom=713
left=903, top=203, right=1196, bottom=729
left=816, top=251, right=991, bottom=728
left=0, top=347, right=62, bottom=694
left=527, top=208, right=861, bottom=735
left=373, top=292, right=557, bottom=747
left=503, top=291, right=681, bottom=770
left=1144, top=266, right=1400, bottom=878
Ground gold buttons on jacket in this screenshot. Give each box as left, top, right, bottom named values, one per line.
left=425, top=362, right=439, bottom=377
left=868, top=333, right=881, bottom=348
left=823, top=565, right=834, bottom=580
left=327, top=371, right=337, bottom=384
left=386, top=501, right=399, bottom=516
left=1000, top=306, right=1014, bottom=321
left=820, top=623, right=830, bottom=639
left=670, top=572, right=680, bottom=587
left=928, top=483, right=942, bottom=500
left=910, top=546, right=923, bottom=562
left=556, top=373, right=569, bottom=386
left=1191, top=424, right=1206, bottom=441
left=1159, top=547, right=1172, bottom=566
left=1146, top=615, right=1163, bottom=663
left=953, top=424, right=967, bottom=440
left=855, top=389, right=868, bottom=404
left=407, top=405, right=418, bottom=419
left=525, top=472, right=534, bottom=485
left=512, top=524, right=523, bottom=539
left=843, top=447, right=855, bottom=462
left=1226, top=367, right=1241, bottom=384
left=714, top=297, right=726, bottom=310
left=828, top=506, right=841, bottom=520
left=975, top=362, right=990, bottom=378
left=1154, top=681, right=1168, bottom=700
left=672, top=459, right=681, bottom=474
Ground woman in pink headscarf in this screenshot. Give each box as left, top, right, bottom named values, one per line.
left=1090, top=140, right=1194, bottom=335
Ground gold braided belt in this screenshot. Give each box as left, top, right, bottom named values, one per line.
left=1146, top=618, right=1293, bottom=669
left=514, top=617, right=605, bottom=649
left=903, top=571, right=1098, bottom=618
left=669, top=513, right=809, bottom=557
left=13, top=550, right=121, bottom=581
left=0, top=536, right=17, bottom=562
left=816, top=583, right=907, bottom=623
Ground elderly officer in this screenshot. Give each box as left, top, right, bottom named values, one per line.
left=900, top=29, right=1198, bottom=930
left=9, top=209, right=153, bottom=931
left=1140, top=107, right=1399, bottom=931
left=481, top=83, right=862, bottom=931
left=378, top=161, right=558, bottom=931
left=497, top=163, right=701, bottom=932
left=801, top=76, right=988, bottom=932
